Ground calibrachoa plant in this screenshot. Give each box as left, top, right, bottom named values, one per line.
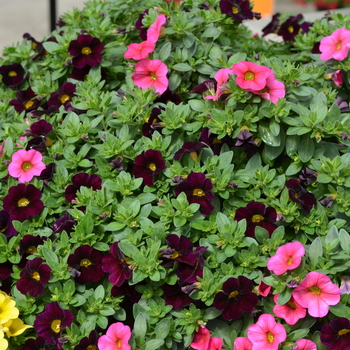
left=1, top=0, right=350, bottom=349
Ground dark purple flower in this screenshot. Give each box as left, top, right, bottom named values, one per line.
left=135, top=10, right=149, bottom=41
left=213, top=276, right=258, bottom=320
left=277, top=14, right=303, bottom=41
left=335, top=96, right=350, bottom=113
left=3, top=184, right=44, bottom=222
left=285, top=179, right=317, bottom=214
left=311, top=41, right=321, bottom=54
left=142, top=108, right=164, bottom=138
left=299, top=168, right=318, bottom=185
left=34, top=302, right=74, bottom=349
left=173, top=141, right=205, bottom=161
left=70, top=65, right=91, bottom=81
left=0, top=63, right=26, bottom=88
left=68, top=245, right=105, bottom=284
left=22, top=336, right=51, bottom=350
left=102, top=242, right=132, bottom=287
left=340, top=276, right=350, bottom=295
left=19, top=234, right=46, bottom=258
left=300, top=21, right=313, bottom=33
left=29, top=120, right=53, bottom=137
left=0, top=210, right=18, bottom=237
left=0, top=261, right=13, bottom=280
left=52, top=212, right=76, bottom=234
left=235, top=129, right=258, bottom=157
left=154, top=89, right=181, bottom=105
left=321, top=317, right=350, bottom=350
left=47, top=82, right=76, bottom=110
left=199, top=2, right=212, bottom=10
left=68, top=34, right=104, bottom=69
left=65, top=173, right=102, bottom=203
left=23, top=33, right=57, bottom=60
left=234, top=202, right=277, bottom=238
left=219, top=0, right=254, bottom=22
left=10, top=87, right=40, bottom=112
left=199, top=127, right=234, bottom=155
left=111, top=281, right=141, bottom=304
left=74, top=330, right=100, bottom=350
left=163, top=283, right=192, bottom=310
left=17, top=257, right=51, bottom=297
left=191, top=80, right=217, bottom=95
left=320, top=196, right=335, bottom=208
left=38, top=163, right=56, bottom=186
left=262, top=13, right=280, bottom=36
left=109, top=156, right=124, bottom=171
left=132, top=150, right=166, bottom=186
left=174, top=172, right=215, bottom=216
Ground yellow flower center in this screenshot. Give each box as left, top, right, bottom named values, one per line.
left=336, top=42, right=341, bottom=50
left=18, top=198, right=30, bottom=207
left=8, top=71, right=17, bottom=77
left=287, top=257, right=293, bottom=265
left=32, top=271, right=41, bottom=281
left=189, top=151, right=198, bottom=162
left=150, top=72, right=157, bottom=80
left=51, top=319, right=61, bottom=333
left=252, top=214, right=264, bottom=223
left=244, top=71, right=255, bottom=80
left=116, top=339, right=122, bottom=348
left=338, top=329, right=350, bottom=336
left=229, top=290, right=239, bottom=298
left=231, top=6, right=239, bottom=14
left=148, top=163, right=156, bottom=171
left=213, top=138, right=222, bottom=144
left=26, top=246, right=37, bottom=254
left=22, top=161, right=33, bottom=171
left=287, top=26, right=294, bottom=33
left=80, top=259, right=92, bottom=267
left=258, top=86, right=269, bottom=93
left=171, top=251, right=179, bottom=259
left=267, top=332, right=274, bottom=343
left=294, top=192, right=299, bottom=199
left=81, top=47, right=92, bottom=55
left=60, top=94, right=70, bottom=104
left=309, top=286, right=321, bottom=294
left=24, top=100, right=35, bottom=109
left=0, top=226, right=7, bottom=233
left=287, top=301, right=296, bottom=309
left=193, top=189, right=205, bottom=197
left=45, top=136, right=53, bottom=147
left=87, top=346, right=97, bottom=350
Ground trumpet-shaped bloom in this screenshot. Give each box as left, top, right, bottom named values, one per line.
left=320, top=27, right=350, bottom=61
left=232, top=61, right=272, bottom=91
left=3, top=318, right=33, bottom=337
left=267, top=241, right=305, bottom=275
left=205, top=68, right=233, bottom=101
left=8, top=149, right=46, bottom=183
left=132, top=59, right=168, bottom=94
left=292, top=271, right=340, bottom=318
left=190, top=327, right=223, bottom=350
left=273, top=294, right=307, bottom=325
left=98, top=322, right=132, bottom=350
left=249, top=74, right=285, bottom=104
left=320, top=317, right=350, bottom=350
left=0, top=292, right=19, bottom=324
left=234, top=337, right=252, bottom=350
left=295, top=339, right=317, bottom=350
left=124, top=41, right=155, bottom=60
left=147, top=14, right=166, bottom=43
left=247, top=314, right=286, bottom=350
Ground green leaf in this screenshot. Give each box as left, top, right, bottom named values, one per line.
left=317, top=174, right=332, bottom=183
left=309, top=237, right=323, bottom=267
left=144, top=339, right=164, bottom=350
left=159, top=42, right=172, bottom=61
left=169, top=73, right=181, bottom=91
left=259, top=124, right=280, bottom=146
left=42, top=247, right=59, bottom=264
left=188, top=99, right=206, bottom=112
left=105, top=222, right=126, bottom=231
left=172, top=63, right=193, bottom=72
left=183, top=33, right=195, bottom=48
left=329, top=303, right=350, bottom=318
left=134, top=313, right=148, bottom=341
left=298, top=136, right=314, bottom=163
left=339, top=229, right=350, bottom=255
left=94, top=285, right=105, bottom=300
left=154, top=319, right=171, bottom=339
left=42, top=41, right=60, bottom=53
left=201, top=27, right=221, bottom=39
left=285, top=162, right=302, bottom=176
left=277, top=288, right=292, bottom=305
left=118, top=241, right=139, bottom=257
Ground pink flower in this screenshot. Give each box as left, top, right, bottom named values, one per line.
left=132, top=59, right=168, bottom=94
left=331, top=70, right=343, bottom=87
left=267, top=241, right=305, bottom=275
left=98, top=322, right=131, bottom=350
left=190, top=327, right=210, bottom=350
left=320, top=27, right=350, bottom=61
left=208, top=337, right=223, bottom=350
left=292, top=271, right=341, bottom=318
left=8, top=149, right=46, bottom=183
left=124, top=41, right=155, bottom=60
left=273, top=294, right=307, bottom=325
left=147, top=14, right=166, bottom=43
left=205, top=68, right=233, bottom=101
left=247, top=314, right=286, bottom=350
left=234, top=337, right=252, bottom=350
left=249, top=74, right=285, bottom=104
left=295, top=339, right=317, bottom=350
left=258, top=276, right=272, bottom=297
left=232, top=61, right=272, bottom=91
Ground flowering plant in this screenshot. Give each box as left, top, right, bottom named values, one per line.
left=1, top=0, right=350, bottom=349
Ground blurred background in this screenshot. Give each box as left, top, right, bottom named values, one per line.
left=0, top=0, right=348, bottom=51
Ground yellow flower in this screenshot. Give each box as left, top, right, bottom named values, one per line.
left=0, top=337, right=8, bottom=350
left=0, top=293, right=19, bottom=324
left=3, top=318, right=33, bottom=337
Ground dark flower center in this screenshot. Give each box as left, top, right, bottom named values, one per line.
left=267, top=332, right=274, bottom=343
left=81, top=47, right=92, bottom=55
left=148, top=163, right=156, bottom=171
left=32, top=271, right=41, bottom=281
left=287, top=26, right=294, bottom=33
left=338, top=329, right=350, bottom=336
left=309, top=286, right=321, bottom=294
left=22, top=161, right=33, bottom=171
left=252, top=214, right=264, bottom=223
left=60, top=94, right=71, bottom=104
left=231, top=6, right=239, bottom=14
left=26, top=245, right=38, bottom=254
left=24, top=100, right=34, bottom=109
left=193, top=189, right=205, bottom=197
left=150, top=72, right=157, bottom=80
left=51, top=319, right=61, bottom=333
left=244, top=71, right=255, bottom=80
left=80, top=258, right=92, bottom=267
left=287, top=301, right=296, bottom=309
left=8, top=71, right=17, bottom=77
left=229, top=290, right=239, bottom=298
left=18, top=198, right=30, bottom=207
left=87, top=346, right=97, bottom=350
